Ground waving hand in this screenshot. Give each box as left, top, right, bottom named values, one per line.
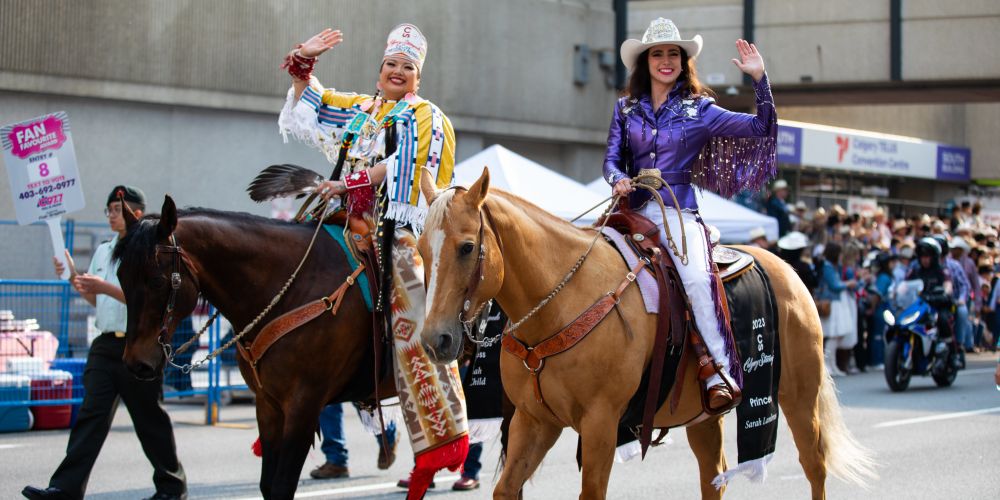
left=731, top=39, right=765, bottom=82
left=298, top=28, right=343, bottom=58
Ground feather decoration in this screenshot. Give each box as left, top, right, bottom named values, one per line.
left=247, top=164, right=325, bottom=202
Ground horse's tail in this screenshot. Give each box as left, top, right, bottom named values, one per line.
left=816, top=373, right=879, bottom=486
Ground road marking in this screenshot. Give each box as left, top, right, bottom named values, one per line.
left=211, top=422, right=254, bottom=429
left=231, top=475, right=460, bottom=500
left=0, top=444, right=23, bottom=450
left=874, top=406, right=1000, bottom=428
left=961, top=367, right=996, bottom=375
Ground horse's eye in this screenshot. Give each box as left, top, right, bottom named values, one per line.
left=150, top=276, right=168, bottom=290
left=460, top=242, right=476, bottom=256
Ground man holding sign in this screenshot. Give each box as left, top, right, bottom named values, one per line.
left=22, top=186, right=188, bottom=500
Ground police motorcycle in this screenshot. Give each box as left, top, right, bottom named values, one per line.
left=882, top=278, right=962, bottom=391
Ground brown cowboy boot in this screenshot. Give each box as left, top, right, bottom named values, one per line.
left=691, top=330, right=741, bottom=414
left=706, top=371, right=742, bottom=413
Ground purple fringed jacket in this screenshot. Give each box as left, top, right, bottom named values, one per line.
left=603, top=74, right=778, bottom=211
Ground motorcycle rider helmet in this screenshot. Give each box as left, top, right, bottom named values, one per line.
left=916, top=237, right=942, bottom=259
left=931, top=234, right=949, bottom=256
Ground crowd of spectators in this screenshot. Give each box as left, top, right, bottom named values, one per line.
left=750, top=187, right=1000, bottom=376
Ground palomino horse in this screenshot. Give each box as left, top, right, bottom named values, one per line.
left=114, top=197, right=394, bottom=500
left=417, top=170, right=876, bottom=499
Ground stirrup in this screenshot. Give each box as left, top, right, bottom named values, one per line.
left=701, top=367, right=741, bottom=416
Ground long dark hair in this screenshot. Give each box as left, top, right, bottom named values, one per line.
left=625, top=47, right=714, bottom=100
left=823, top=242, right=842, bottom=265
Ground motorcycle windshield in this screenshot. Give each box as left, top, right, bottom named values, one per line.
left=892, top=279, right=925, bottom=311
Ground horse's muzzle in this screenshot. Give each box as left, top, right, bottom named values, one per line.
left=421, top=328, right=463, bottom=364
left=124, top=352, right=164, bottom=382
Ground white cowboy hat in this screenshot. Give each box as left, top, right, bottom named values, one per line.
left=777, top=231, right=810, bottom=251
left=749, top=226, right=767, bottom=241
left=620, top=18, right=703, bottom=73
left=772, top=179, right=788, bottom=190
left=950, top=237, right=971, bottom=252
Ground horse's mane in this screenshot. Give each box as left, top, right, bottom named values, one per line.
left=113, top=218, right=160, bottom=265
left=178, top=207, right=299, bottom=227
left=112, top=207, right=298, bottom=264
left=488, top=189, right=590, bottom=229
left=429, top=184, right=593, bottom=229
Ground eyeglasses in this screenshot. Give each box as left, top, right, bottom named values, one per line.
left=103, top=206, right=122, bottom=217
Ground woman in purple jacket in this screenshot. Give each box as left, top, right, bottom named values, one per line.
left=603, top=18, right=778, bottom=411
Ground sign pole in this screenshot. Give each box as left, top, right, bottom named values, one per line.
left=46, top=216, right=70, bottom=279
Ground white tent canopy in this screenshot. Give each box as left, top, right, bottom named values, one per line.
left=454, top=145, right=607, bottom=224
left=585, top=178, right=779, bottom=243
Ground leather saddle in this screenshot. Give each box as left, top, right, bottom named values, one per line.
left=599, top=204, right=745, bottom=454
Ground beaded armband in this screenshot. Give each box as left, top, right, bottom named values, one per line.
left=344, top=169, right=372, bottom=190
left=281, top=45, right=316, bottom=81
left=345, top=169, right=375, bottom=215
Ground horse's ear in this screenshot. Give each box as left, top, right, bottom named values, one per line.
left=157, top=195, right=177, bottom=239
left=419, top=169, right=439, bottom=205
left=468, top=167, right=490, bottom=208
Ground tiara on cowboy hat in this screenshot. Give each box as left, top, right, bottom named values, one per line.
left=384, top=23, right=427, bottom=71
left=620, top=18, right=703, bottom=73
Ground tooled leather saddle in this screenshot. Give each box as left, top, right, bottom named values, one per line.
left=599, top=203, right=747, bottom=457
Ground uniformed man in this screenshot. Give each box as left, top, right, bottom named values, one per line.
left=23, top=185, right=187, bottom=500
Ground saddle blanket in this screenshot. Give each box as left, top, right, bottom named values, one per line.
left=323, top=225, right=373, bottom=311
left=599, top=227, right=658, bottom=313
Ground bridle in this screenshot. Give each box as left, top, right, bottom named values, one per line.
left=434, top=186, right=616, bottom=348
left=154, top=235, right=185, bottom=344
left=151, top=235, right=218, bottom=371
left=444, top=188, right=621, bottom=346
left=438, top=186, right=504, bottom=344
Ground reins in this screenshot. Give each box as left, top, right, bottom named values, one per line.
left=459, top=170, right=689, bottom=345
left=156, top=203, right=332, bottom=373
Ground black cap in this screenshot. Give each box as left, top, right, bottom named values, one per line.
left=107, top=185, right=146, bottom=207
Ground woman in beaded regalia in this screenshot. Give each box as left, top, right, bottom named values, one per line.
left=602, top=18, right=778, bottom=413
left=277, top=25, right=467, bottom=497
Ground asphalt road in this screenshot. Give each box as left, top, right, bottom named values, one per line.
left=3, top=353, right=998, bottom=499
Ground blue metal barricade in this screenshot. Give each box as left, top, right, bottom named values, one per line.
left=0, top=279, right=250, bottom=430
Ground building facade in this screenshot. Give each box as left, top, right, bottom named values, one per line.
left=0, top=0, right=621, bottom=277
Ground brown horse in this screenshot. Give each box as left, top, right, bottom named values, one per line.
left=417, top=170, right=876, bottom=499
left=114, top=197, right=394, bottom=500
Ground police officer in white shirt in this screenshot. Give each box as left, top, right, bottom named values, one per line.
left=23, top=185, right=187, bottom=500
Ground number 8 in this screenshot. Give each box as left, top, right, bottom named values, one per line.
left=39, top=163, right=49, bottom=177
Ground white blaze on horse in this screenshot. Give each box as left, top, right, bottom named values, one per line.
left=416, top=169, right=876, bottom=499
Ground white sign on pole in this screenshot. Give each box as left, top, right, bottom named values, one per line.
left=1, top=112, right=86, bottom=278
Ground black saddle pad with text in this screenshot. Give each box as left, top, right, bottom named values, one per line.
left=725, top=260, right=781, bottom=464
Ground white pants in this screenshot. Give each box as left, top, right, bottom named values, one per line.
left=640, top=204, right=729, bottom=387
